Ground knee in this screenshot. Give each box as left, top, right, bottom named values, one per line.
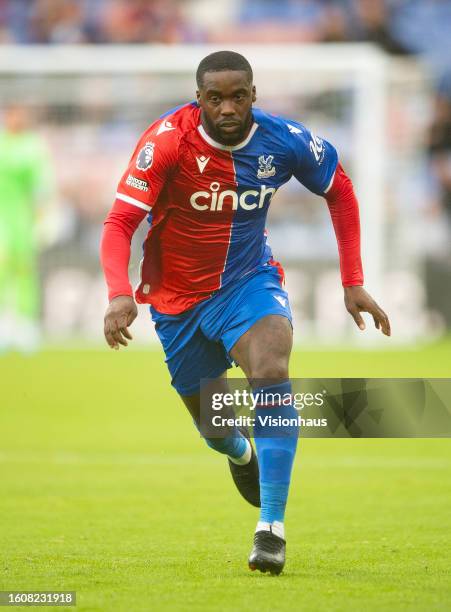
left=249, top=359, right=289, bottom=382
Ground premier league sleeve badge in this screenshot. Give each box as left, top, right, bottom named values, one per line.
left=136, top=141, right=155, bottom=171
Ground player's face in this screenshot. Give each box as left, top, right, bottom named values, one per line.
left=197, top=70, right=257, bottom=145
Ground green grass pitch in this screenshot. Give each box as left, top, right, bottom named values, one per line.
left=1, top=338, right=450, bottom=611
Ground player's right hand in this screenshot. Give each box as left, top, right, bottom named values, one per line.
left=104, top=295, right=138, bottom=350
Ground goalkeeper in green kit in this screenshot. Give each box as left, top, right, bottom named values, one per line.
left=0, top=105, right=55, bottom=352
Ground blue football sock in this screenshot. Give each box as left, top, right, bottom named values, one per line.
left=193, top=411, right=250, bottom=463
left=253, top=381, right=299, bottom=525
left=204, top=432, right=248, bottom=461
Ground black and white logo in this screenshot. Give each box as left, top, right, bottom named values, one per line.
left=136, top=141, right=155, bottom=171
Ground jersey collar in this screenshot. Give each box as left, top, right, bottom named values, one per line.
left=197, top=122, right=259, bottom=151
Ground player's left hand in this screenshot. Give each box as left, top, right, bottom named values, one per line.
left=344, top=286, right=391, bottom=336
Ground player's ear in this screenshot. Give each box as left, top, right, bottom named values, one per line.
left=196, top=89, right=201, bottom=103
left=252, top=85, right=257, bottom=103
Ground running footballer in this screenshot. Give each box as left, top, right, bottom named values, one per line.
left=100, top=50, right=391, bottom=575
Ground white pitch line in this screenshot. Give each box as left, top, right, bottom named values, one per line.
left=0, top=452, right=449, bottom=469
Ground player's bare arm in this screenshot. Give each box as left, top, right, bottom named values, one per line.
left=104, top=295, right=137, bottom=350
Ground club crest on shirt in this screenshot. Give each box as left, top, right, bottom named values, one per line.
left=136, top=141, right=155, bottom=171
left=257, top=155, right=276, bottom=179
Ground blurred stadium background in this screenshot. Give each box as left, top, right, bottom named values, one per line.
left=0, top=0, right=450, bottom=351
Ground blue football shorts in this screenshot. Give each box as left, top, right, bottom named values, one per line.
left=150, top=263, right=292, bottom=396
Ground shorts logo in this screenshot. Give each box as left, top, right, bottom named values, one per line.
left=273, top=295, right=287, bottom=307
left=136, top=141, right=155, bottom=171
left=257, top=155, right=276, bottom=179
left=126, top=174, right=149, bottom=192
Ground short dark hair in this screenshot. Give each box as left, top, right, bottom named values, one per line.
left=196, top=50, right=253, bottom=88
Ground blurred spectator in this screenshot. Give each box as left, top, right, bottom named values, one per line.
left=0, top=0, right=30, bottom=43
left=220, top=0, right=325, bottom=43
left=390, top=0, right=451, bottom=69
left=319, top=3, right=349, bottom=44
left=320, top=0, right=412, bottom=54
left=31, top=0, right=87, bottom=44
left=99, top=0, right=203, bottom=44
left=238, top=0, right=324, bottom=36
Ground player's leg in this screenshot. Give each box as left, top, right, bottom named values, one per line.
left=150, top=305, right=259, bottom=505
left=180, top=375, right=251, bottom=467
left=13, top=247, right=40, bottom=351
left=0, top=222, right=13, bottom=350
left=8, top=225, right=40, bottom=352
left=230, top=314, right=298, bottom=574
left=180, top=382, right=260, bottom=507
left=203, top=263, right=298, bottom=573
left=0, top=223, right=36, bottom=351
